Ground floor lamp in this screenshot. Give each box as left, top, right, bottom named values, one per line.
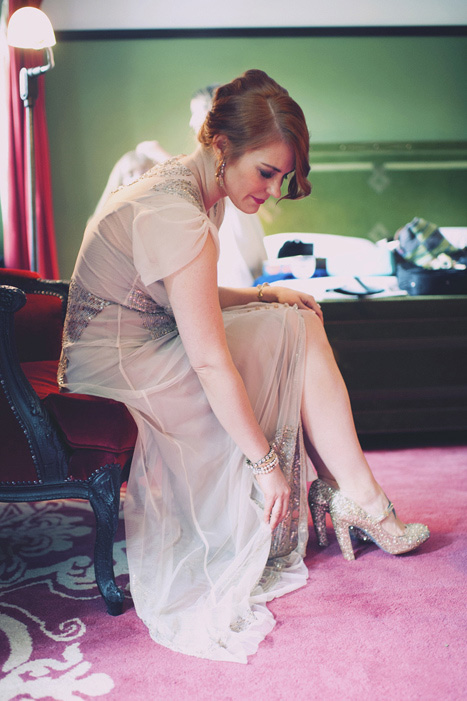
left=7, top=7, right=56, bottom=273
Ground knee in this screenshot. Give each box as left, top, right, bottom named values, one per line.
left=300, top=309, right=332, bottom=352
left=300, top=308, right=325, bottom=334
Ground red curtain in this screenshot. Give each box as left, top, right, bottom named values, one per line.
left=5, top=0, right=59, bottom=278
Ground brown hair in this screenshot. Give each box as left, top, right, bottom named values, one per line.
left=198, top=69, right=311, bottom=200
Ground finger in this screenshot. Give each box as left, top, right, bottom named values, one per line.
left=269, top=499, right=285, bottom=530
left=275, top=499, right=288, bottom=527
left=297, top=295, right=324, bottom=322
left=306, top=298, right=324, bottom=323
left=263, top=497, right=274, bottom=525
left=294, top=297, right=317, bottom=313
left=281, top=493, right=290, bottom=522
left=269, top=507, right=280, bottom=530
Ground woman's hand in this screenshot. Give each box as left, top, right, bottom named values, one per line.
left=255, top=467, right=291, bottom=530
left=262, top=285, right=324, bottom=323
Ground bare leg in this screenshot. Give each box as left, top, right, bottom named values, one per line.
left=300, top=311, right=406, bottom=536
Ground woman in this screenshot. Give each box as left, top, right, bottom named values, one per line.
left=59, top=70, right=429, bottom=663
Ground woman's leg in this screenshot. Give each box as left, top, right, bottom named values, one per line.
left=300, top=311, right=406, bottom=536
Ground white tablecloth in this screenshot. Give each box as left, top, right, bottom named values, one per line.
left=270, top=275, right=407, bottom=301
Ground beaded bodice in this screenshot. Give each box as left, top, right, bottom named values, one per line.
left=58, top=280, right=178, bottom=387
left=62, top=280, right=177, bottom=347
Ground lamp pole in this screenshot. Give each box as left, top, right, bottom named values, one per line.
left=19, top=65, right=39, bottom=272
left=17, top=47, right=54, bottom=273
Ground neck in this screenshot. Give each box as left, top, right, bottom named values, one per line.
left=182, top=146, right=224, bottom=212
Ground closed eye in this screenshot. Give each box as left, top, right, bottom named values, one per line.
left=259, top=169, right=274, bottom=179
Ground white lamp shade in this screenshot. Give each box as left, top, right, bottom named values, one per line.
left=7, top=7, right=56, bottom=50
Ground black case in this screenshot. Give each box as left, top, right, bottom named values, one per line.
left=396, top=255, right=467, bottom=296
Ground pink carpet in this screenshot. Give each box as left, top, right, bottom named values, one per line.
left=1, top=442, right=466, bottom=700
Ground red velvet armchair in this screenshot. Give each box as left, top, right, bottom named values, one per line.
left=0, top=269, right=137, bottom=615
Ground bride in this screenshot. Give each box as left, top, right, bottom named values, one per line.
left=59, top=69, right=429, bottom=663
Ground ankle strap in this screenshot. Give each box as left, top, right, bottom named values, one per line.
left=374, top=500, right=395, bottom=523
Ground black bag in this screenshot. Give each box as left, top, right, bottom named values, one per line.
left=396, top=254, right=467, bottom=295
left=395, top=218, right=467, bottom=296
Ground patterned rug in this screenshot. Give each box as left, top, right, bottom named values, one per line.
left=0, top=494, right=129, bottom=700
left=1, top=444, right=466, bottom=701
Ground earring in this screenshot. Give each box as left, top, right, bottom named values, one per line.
left=217, top=159, right=226, bottom=189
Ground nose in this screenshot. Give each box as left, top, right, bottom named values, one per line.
left=267, top=179, right=282, bottom=199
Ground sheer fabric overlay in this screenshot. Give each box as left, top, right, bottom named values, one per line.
left=59, top=159, right=310, bottom=663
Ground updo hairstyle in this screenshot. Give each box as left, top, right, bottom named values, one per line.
left=198, top=69, right=311, bottom=200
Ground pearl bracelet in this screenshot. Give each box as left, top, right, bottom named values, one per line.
left=246, top=446, right=279, bottom=475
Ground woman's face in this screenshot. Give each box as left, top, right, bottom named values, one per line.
left=223, top=141, right=295, bottom=214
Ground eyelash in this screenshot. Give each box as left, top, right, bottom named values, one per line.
left=259, top=171, right=290, bottom=184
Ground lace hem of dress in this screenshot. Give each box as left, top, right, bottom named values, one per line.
left=268, top=424, right=305, bottom=559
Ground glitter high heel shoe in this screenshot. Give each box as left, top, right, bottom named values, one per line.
left=308, top=479, right=337, bottom=547
left=308, top=479, right=370, bottom=547
left=328, top=490, right=430, bottom=561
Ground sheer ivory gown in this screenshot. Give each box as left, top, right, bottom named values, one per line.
left=59, top=158, right=310, bottom=663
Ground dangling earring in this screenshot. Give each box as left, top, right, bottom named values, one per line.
left=217, top=159, right=226, bottom=190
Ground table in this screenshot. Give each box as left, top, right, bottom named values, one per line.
left=318, top=295, right=467, bottom=435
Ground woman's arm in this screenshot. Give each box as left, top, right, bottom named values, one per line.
left=219, top=283, right=324, bottom=322
left=164, top=234, right=290, bottom=528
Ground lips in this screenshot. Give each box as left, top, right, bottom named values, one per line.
left=251, top=196, right=266, bottom=205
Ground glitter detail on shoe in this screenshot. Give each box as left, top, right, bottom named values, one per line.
left=328, top=491, right=430, bottom=561
left=308, top=479, right=337, bottom=547
left=308, top=479, right=430, bottom=560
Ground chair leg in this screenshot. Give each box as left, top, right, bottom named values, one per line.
left=88, top=466, right=125, bottom=616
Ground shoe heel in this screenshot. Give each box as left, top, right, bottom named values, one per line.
left=309, top=503, right=329, bottom=547
left=331, top=516, right=355, bottom=561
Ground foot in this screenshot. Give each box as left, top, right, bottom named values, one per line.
left=316, top=470, right=414, bottom=538
left=341, top=486, right=407, bottom=538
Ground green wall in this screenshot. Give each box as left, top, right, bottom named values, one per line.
left=43, top=34, right=467, bottom=278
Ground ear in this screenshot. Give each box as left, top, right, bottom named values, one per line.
left=212, top=134, right=230, bottom=159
